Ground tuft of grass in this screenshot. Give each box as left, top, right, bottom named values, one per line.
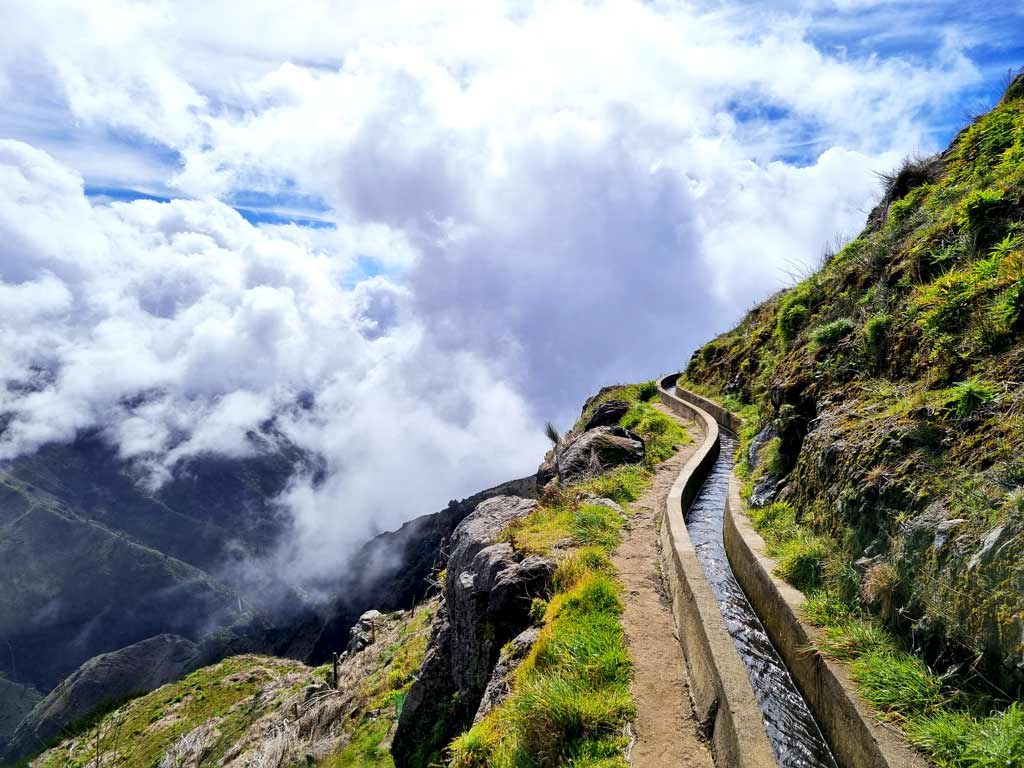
left=575, top=464, right=650, bottom=505
left=449, top=571, right=635, bottom=767
left=851, top=650, right=946, bottom=716
left=619, top=400, right=692, bottom=464
left=637, top=380, right=659, bottom=402
left=863, top=313, right=891, bottom=355
left=906, top=710, right=980, bottom=767
left=572, top=505, right=623, bottom=550
left=545, top=421, right=561, bottom=446
left=551, top=548, right=614, bottom=594
left=817, top=620, right=894, bottom=660
left=802, top=591, right=857, bottom=627
left=812, top=317, right=855, bottom=349
left=499, top=506, right=574, bottom=555
left=778, top=301, right=810, bottom=343
left=943, top=379, right=998, bottom=419
left=774, top=535, right=828, bottom=592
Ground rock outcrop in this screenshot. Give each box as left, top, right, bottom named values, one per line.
left=473, top=626, right=539, bottom=724
left=392, top=496, right=553, bottom=768
left=309, top=474, right=538, bottom=664
left=584, top=398, right=630, bottom=430
left=0, top=676, right=39, bottom=750
left=556, top=425, right=644, bottom=483
left=5, top=634, right=200, bottom=761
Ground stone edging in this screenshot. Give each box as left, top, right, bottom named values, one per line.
left=656, top=373, right=777, bottom=768
left=673, top=381, right=927, bottom=768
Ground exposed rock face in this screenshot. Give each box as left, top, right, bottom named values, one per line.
left=968, top=525, right=1018, bottom=571
left=309, top=474, right=537, bottom=664
left=584, top=399, right=630, bottom=430
left=747, top=424, right=777, bottom=473
left=556, top=426, right=644, bottom=484
left=0, top=676, right=39, bottom=750
left=392, top=496, right=553, bottom=768
left=473, top=626, right=539, bottom=724
left=5, top=634, right=200, bottom=761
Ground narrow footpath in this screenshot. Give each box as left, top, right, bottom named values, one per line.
left=613, top=404, right=713, bottom=768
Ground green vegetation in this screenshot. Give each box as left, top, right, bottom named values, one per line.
left=812, top=317, right=855, bottom=349
left=34, top=605, right=437, bottom=768
left=447, top=383, right=689, bottom=767
left=322, top=605, right=436, bottom=767
left=35, top=656, right=301, bottom=768
left=681, top=76, right=1024, bottom=768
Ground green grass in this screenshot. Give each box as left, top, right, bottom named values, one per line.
left=619, top=400, right=692, bottom=464
left=448, top=573, right=635, bottom=768
left=851, top=651, right=946, bottom=715
left=811, top=317, right=855, bottom=349
left=816, top=620, right=894, bottom=661
left=942, top=379, right=998, bottom=419
left=35, top=656, right=297, bottom=768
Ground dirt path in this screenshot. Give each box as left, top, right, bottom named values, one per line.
left=614, top=406, right=713, bottom=768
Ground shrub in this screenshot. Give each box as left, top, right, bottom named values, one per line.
left=812, top=317, right=855, bottom=349
left=863, top=313, right=891, bottom=354
left=777, top=301, right=810, bottom=343
left=944, top=379, right=997, bottom=419
left=636, top=380, right=658, bottom=402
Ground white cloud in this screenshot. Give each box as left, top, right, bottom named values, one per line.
left=0, top=0, right=996, bottom=585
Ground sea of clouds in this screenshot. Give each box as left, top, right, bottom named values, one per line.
left=0, top=0, right=997, bottom=586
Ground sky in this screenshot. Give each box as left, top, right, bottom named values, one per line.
left=0, top=0, right=1021, bottom=588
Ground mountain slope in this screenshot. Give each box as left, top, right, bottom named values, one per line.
left=684, top=73, right=1024, bottom=688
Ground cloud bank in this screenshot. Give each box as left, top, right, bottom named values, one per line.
left=0, top=0, right=1002, bottom=585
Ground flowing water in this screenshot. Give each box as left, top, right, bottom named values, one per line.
left=685, top=431, right=837, bottom=768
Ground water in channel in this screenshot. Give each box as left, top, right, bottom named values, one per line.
left=685, top=431, right=837, bottom=768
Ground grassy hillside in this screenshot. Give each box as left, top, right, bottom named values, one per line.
left=683, top=74, right=1024, bottom=766
left=30, top=604, right=435, bottom=768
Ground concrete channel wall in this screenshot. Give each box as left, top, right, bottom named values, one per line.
left=656, top=374, right=777, bottom=768
left=671, top=380, right=926, bottom=768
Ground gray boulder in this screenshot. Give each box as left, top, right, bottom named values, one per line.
left=557, top=426, right=644, bottom=484
left=749, top=475, right=783, bottom=508
left=584, top=399, right=630, bottom=431
left=4, top=634, right=199, bottom=762
left=346, top=610, right=382, bottom=655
